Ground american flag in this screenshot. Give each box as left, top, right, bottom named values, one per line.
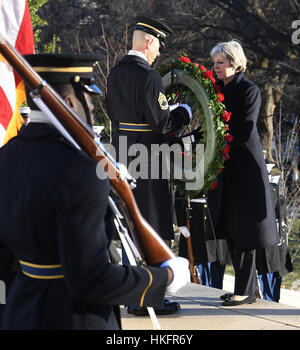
left=0, top=0, right=34, bottom=146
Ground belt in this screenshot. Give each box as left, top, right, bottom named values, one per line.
left=19, top=260, right=64, bottom=279
left=119, top=122, right=152, bottom=132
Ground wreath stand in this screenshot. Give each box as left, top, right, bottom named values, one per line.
left=160, top=62, right=228, bottom=282
left=162, top=68, right=216, bottom=189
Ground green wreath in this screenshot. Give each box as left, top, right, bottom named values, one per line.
left=158, top=56, right=233, bottom=196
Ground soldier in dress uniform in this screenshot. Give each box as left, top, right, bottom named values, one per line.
left=0, top=54, right=189, bottom=329
left=256, top=164, right=293, bottom=302
left=106, top=16, right=192, bottom=316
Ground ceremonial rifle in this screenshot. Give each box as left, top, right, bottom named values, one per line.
left=185, top=196, right=200, bottom=284
left=0, top=34, right=174, bottom=266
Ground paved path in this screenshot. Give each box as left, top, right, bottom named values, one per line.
left=2, top=277, right=300, bottom=331
left=121, top=282, right=300, bottom=330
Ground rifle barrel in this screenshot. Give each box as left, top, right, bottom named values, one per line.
left=0, top=35, right=174, bottom=265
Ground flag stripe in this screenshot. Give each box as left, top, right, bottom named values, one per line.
left=0, top=0, right=25, bottom=47
left=13, top=1, right=34, bottom=96
left=0, top=61, right=16, bottom=108
left=3, top=81, right=27, bottom=144
left=0, top=0, right=34, bottom=146
left=0, top=87, right=13, bottom=129
left=15, top=1, right=34, bottom=55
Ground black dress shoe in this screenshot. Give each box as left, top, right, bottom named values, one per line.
left=159, top=300, right=181, bottom=314
left=222, top=295, right=256, bottom=306
left=127, top=306, right=149, bottom=316
left=127, top=300, right=181, bottom=316
left=220, top=293, right=233, bottom=301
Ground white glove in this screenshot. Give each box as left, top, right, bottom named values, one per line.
left=160, top=257, right=190, bottom=294
left=178, top=226, right=191, bottom=238
left=169, top=103, right=179, bottom=111
left=179, top=104, right=192, bottom=119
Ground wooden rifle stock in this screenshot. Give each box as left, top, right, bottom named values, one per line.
left=186, top=197, right=200, bottom=284
left=0, top=35, right=174, bottom=265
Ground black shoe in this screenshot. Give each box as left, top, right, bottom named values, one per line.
left=220, top=293, right=233, bottom=301
left=222, top=295, right=256, bottom=306
left=157, top=300, right=181, bottom=315
left=127, top=300, right=181, bottom=316
left=127, top=306, right=149, bottom=316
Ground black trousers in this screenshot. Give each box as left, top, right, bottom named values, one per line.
left=229, top=247, right=257, bottom=296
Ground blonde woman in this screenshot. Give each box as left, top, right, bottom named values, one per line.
left=210, top=40, right=279, bottom=306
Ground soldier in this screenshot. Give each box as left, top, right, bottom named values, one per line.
left=0, top=53, right=189, bottom=329
left=106, top=16, right=192, bottom=316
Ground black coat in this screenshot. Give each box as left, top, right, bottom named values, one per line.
left=106, top=55, right=189, bottom=240
left=0, top=122, right=168, bottom=330
left=215, top=72, right=279, bottom=251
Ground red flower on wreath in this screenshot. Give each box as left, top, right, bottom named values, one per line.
left=225, top=133, right=234, bottom=143
left=180, top=56, right=191, bottom=63
left=211, top=180, right=219, bottom=190
left=200, top=65, right=206, bottom=71
left=222, top=143, right=230, bottom=154
left=218, top=167, right=224, bottom=175
left=224, top=153, right=230, bottom=162
left=221, top=110, right=231, bottom=122
left=193, top=62, right=199, bottom=68
left=217, top=92, right=225, bottom=102
left=202, top=70, right=214, bottom=80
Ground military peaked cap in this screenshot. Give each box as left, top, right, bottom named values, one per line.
left=24, top=53, right=102, bottom=95
left=133, top=16, right=173, bottom=48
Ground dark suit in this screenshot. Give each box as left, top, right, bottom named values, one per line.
left=106, top=54, right=189, bottom=240
left=0, top=122, right=168, bottom=330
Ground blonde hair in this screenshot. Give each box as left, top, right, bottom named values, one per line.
left=210, top=40, right=247, bottom=72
